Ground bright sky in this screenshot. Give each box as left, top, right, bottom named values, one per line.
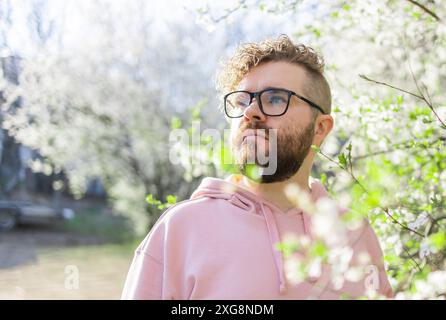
left=2, top=0, right=321, bottom=57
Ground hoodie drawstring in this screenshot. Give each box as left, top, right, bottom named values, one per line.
left=192, top=180, right=330, bottom=295
left=260, top=202, right=287, bottom=294
left=189, top=176, right=333, bottom=296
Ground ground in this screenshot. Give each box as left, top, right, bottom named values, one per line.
left=0, top=200, right=142, bottom=299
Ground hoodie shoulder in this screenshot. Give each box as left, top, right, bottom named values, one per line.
left=154, top=197, right=215, bottom=227
left=135, top=197, right=214, bottom=259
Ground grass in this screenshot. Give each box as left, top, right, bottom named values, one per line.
left=0, top=202, right=146, bottom=299
left=0, top=243, right=140, bottom=299
left=59, top=205, right=137, bottom=244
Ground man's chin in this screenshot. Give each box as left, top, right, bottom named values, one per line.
left=237, top=155, right=271, bottom=169
left=240, top=167, right=295, bottom=184
left=236, top=146, right=270, bottom=164
left=237, top=153, right=302, bottom=184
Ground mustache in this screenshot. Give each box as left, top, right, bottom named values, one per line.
left=237, top=121, right=272, bottom=140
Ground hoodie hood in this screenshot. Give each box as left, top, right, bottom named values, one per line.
left=190, top=174, right=332, bottom=295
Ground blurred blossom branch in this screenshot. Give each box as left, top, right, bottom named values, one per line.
left=316, top=146, right=425, bottom=238
left=209, top=0, right=247, bottom=23
left=353, top=137, right=445, bottom=161
left=188, top=0, right=247, bottom=24
left=315, top=146, right=425, bottom=273
left=359, top=74, right=446, bottom=130
left=314, top=144, right=366, bottom=193
left=405, top=0, right=441, bottom=21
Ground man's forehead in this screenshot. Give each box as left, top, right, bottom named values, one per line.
left=236, top=79, right=290, bottom=91
left=236, top=61, right=307, bottom=92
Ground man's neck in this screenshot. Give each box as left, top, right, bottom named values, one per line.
left=240, top=167, right=312, bottom=212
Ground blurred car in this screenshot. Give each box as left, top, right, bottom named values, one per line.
left=0, top=200, right=75, bottom=231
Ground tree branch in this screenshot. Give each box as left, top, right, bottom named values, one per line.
left=359, top=74, right=446, bottom=130
left=405, top=0, right=441, bottom=21
left=318, top=149, right=367, bottom=193
left=359, top=74, right=424, bottom=100
left=318, top=149, right=425, bottom=237
left=354, top=137, right=445, bottom=161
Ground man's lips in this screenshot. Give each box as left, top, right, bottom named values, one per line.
left=241, top=129, right=269, bottom=142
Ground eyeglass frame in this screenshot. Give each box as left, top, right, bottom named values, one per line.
left=223, top=87, right=327, bottom=118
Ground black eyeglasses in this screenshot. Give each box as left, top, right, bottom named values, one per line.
left=224, top=87, right=326, bottom=118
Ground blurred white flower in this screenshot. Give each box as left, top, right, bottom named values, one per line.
left=312, top=198, right=347, bottom=247
left=428, top=271, right=446, bottom=295
left=307, top=258, right=322, bottom=278
left=329, top=246, right=353, bottom=274
left=408, top=212, right=430, bottom=230
left=345, top=266, right=364, bottom=282
left=358, top=252, right=371, bottom=266
left=284, top=255, right=305, bottom=285
left=284, top=183, right=316, bottom=214
left=419, top=240, right=434, bottom=259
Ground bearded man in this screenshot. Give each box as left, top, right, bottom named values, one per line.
left=122, top=35, right=393, bottom=300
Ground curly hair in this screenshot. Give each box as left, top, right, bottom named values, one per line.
left=216, top=34, right=331, bottom=115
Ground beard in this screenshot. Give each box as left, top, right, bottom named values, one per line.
left=232, top=120, right=315, bottom=183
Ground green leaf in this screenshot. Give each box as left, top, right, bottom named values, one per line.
left=245, top=164, right=262, bottom=182
left=217, top=145, right=239, bottom=174
left=170, top=116, right=182, bottom=129
left=276, top=241, right=300, bottom=258
left=311, top=144, right=320, bottom=153
left=330, top=11, right=339, bottom=18
left=320, top=172, right=327, bottom=186
left=166, top=194, right=177, bottom=205
left=411, top=11, right=421, bottom=19
left=428, top=232, right=446, bottom=251
left=338, top=153, right=347, bottom=169
left=146, top=194, right=160, bottom=205
left=309, top=241, right=327, bottom=259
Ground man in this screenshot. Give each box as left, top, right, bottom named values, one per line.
left=121, top=35, right=393, bottom=299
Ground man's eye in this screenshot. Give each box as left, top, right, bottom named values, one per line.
left=235, top=99, right=249, bottom=107
left=268, top=95, right=286, bottom=104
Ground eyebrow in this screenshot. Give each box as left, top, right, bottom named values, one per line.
left=264, top=86, right=288, bottom=91
left=237, top=86, right=288, bottom=92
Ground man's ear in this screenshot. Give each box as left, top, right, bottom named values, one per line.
left=313, top=114, right=334, bottom=146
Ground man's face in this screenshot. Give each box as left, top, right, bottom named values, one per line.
left=229, top=60, right=317, bottom=183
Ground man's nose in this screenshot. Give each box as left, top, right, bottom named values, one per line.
left=243, top=98, right=267, bottom=123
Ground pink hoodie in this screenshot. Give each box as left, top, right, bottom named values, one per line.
left=121, top=175, right=393, bottom=299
